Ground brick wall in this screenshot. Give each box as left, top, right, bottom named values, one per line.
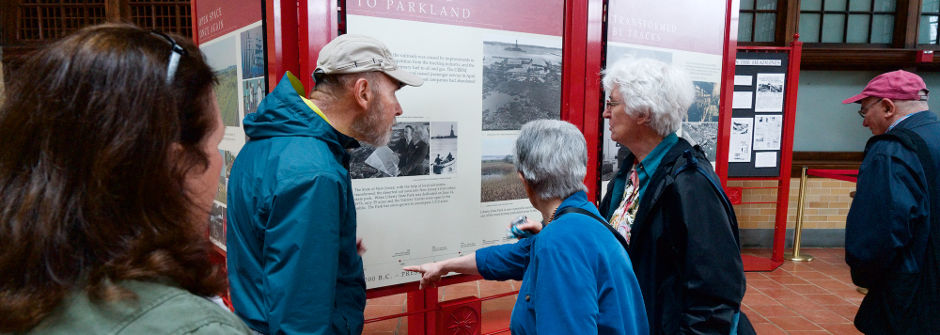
left=729, top=178, right=856, bottom=230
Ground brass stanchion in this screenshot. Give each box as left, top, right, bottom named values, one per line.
left=785, top=166, right=814, bottom=262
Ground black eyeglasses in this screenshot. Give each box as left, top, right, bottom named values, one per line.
left=150, top=31, right=188, bottom=84
left=858, top=98, right=883, bottom=118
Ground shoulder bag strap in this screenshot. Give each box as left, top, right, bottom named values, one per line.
left=554, top=206, right=629, bottom=251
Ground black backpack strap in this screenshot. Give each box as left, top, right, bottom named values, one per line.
left=673, top=148, right=742, bottom=246
left=555, top=206, right=629, bottom=251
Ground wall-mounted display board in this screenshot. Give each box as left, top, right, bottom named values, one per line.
left=344, top=0, right=565, bottom=289
left=601, top=0, right=728, bottom=190
left=727, top=52, right=788, bottom=177
left=192, top=0, right=267, bottom=252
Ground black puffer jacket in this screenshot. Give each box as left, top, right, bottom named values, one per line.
left=600, top=138, right=753, bottom=335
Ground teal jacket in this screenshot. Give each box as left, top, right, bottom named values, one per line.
left=226, top=73, right=366, bottom=334
left=28, top=281, right=251, bottom=334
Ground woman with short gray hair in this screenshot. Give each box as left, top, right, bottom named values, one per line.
left=405, top=120, right=648, bottom=334
left=513, top=119, right=588, bottom=200
left=599, top=57, right=753, bottom=334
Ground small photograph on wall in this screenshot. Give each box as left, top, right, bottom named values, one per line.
left=481, top=136, right=526, bottom=202
left=200, top=36, right=240, bottom=127
left=729, top=117, right=754, bottom=163
left=481, top=37, right=562, bottom=130
left=429, top=122, right=458, bottom=175
left=349, top=122, right=431, bottom=178
left=209, top=201, right=226, bottom=249
left=681, top=80, right=721, bottom=162
left=240, top=25, right=265, bottom=79
left=755, top=73, right=785, bottom=112
left=242, top=77, right=265, bottom=115
left=215, top=150, right=236, bottom=204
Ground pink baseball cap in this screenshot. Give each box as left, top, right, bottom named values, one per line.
left=842, top=70, right=929, bottom=104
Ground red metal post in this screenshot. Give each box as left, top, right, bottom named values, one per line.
left=561, top=0, right=605, bottom=200
left=298, top=0, right=340, bottom=94
left=264, top=0, right=300, bottom=91
left=408, top=287, right=439, bottom=335
left=771, top=38, right=802, bottom=264
left=715, top=0, right=740, bottom=187
left=189, top=1, right=200, bottom=45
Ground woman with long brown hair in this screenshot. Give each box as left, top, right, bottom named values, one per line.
left=0, top=23, right=250, bottom=333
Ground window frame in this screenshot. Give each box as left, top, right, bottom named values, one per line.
left=737, top=0, right=937, bottom=70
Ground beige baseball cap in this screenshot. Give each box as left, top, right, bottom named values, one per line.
left=314, top=34, right=423, bottom=87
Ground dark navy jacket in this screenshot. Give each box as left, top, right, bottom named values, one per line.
left=847, top=110, right=940, bottom=333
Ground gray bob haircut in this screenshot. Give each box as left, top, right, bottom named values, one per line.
left=514, top=120, right=588, bottom=200
left=602, top=57, right=695, bottom=137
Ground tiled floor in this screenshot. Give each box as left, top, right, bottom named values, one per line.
left=363, top=248, right=864, bottom=334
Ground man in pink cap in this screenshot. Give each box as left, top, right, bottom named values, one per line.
left=843, top=70, right=940, bottom=334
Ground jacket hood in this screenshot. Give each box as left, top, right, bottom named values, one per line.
left=244, top=72, right=336, bottom=140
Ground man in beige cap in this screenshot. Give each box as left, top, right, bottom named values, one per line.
left=843, top=70, right=940, bottom=334
left=226, top=34, right=422, bottom=335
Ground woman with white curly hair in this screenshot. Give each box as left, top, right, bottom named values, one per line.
left=598, top=58, right=754, bottom=335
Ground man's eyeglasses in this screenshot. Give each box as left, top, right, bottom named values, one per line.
left=605, top=100, right=623, bottom=110
left=858, top=98, right=883, bottom=118
left=150, top=31, right=188, bottom=84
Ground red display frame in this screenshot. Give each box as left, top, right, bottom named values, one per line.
left=214, top=0, right=745, bottom=333
left=719, top=39, right=804, bottom=272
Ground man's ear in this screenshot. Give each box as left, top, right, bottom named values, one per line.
left=882, top=98, right=896, bottom=118
left=353, top=77, right=371, bottom=109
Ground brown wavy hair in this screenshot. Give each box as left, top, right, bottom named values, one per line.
left=0, top=23, right=225, bottom=332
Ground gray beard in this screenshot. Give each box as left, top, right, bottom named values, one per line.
left=352, top=108, right=391, bottom=146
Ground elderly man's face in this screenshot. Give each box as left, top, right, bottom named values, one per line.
left=858, top=96, right=889, bottom=135
left=602, top=85, right=634, bottom=145
left=353, top=73, right=403, bottom=146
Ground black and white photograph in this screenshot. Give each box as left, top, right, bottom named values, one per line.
left=688, top=81, right=720, bottom=123
left=242, top=77, right=265, bottom=115
left=240, top=25, right=265, bottom=79
left=755, top=73, right=785, bottom=112
left=349, top=122, right=430, bottom=178
left=481, top=37, right=562, bottom=130
left=681, top=122, right=719, bottom=162
left=208, top=201, right=226, bottom=247
left=680, top=80, right=720, bottom=162
left=729, top=117, right=754, bottom=163
left=200, top=36, right=240, bottom=127
left=480, top=136, right=526, bottom=202
left=753, top=114, right=783, bottom=150
left=429, top=122, right=458, bottom=175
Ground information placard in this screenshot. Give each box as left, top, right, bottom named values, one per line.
left=600, top=0, right=728, bottom=187
left=194, top=0, right=266, bottom=251
left=345, top=0, right=565, bottom=288
left=728, top=51, right=788, bottom=177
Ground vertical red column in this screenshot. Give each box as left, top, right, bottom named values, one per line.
left=298, top=0, right=339, bottom=94
left=715, top=0, right=740, bottom=187
left=265, top=0, right=300, bottom=91
left=561, top=0, right=605, bottom=201
left=407, top=288, right=438, bottom=335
